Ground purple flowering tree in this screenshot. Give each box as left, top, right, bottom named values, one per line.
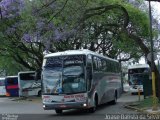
left=0, top=0, right=44, bottom=71
left=0, top=0, right=77, bottom=71
left=0, top=0, right=24, bottom=19
left=0, top=0, right=160, bottom=78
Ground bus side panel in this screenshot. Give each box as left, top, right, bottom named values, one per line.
left=90, top=72, right=122, bottom=105
left=92, top=72, right=105, bottom=105
left=6, top=89, right=19, bottom=97
left=103, top=73, right=121, bottom=104
left=5, top=77, right=19, bottom=97
left=99, top=73, right=114, bottom=104
left=90, top=72, right=112, bottom=105
left=6, top=85, right=19, bottom=97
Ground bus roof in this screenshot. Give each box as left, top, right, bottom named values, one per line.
left=18, top=71, right=35, bottom=74
left=44, top=49, right=118, bottom=62
left=0, top=77, right=5, bottom=80
left=128, top=64, right=149, bottom=69
left=5, top=76, right=18, bottom=78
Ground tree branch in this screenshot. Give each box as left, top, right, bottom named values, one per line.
left=80, top=4, right=129, bottom=28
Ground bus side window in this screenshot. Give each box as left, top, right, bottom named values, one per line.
left=102, top=59, right=106, bottom=72
left=106, top=60, right=110, bottom=72
left=97, top=57, right=102, bottom=71
left=93, top=56, right=98, bottom=71
left=87, top=55, right=92, bottom=91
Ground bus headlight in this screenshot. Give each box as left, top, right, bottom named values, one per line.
left=43, top=105, right=46, bottom=108
left=83, top=103, right=87, bottom=107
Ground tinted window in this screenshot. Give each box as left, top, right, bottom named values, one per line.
left=20, top=73, right=35, bottom=81
left=101, top=59, right=106, bottom=72
left=45, top=57, right=63, bottom=68
left=93, top=56, right=98, bottom=71
left=97, top=57, right=102, bottom=71
left=129, top=68, right=149, bottom=74
left=6, top=77, right=18, bottom=85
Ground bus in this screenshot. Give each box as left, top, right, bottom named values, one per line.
left=0, top=77, right=6, bottom=96
left=41, top=49, right=122, bottom=114
left=18, top=71, right=41, bottom=97
left=128, top=64, right=150, bottom=94
left=5, top=76, right=19, bottom=97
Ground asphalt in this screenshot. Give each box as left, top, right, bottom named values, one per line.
left=2, top=92, right=160, bottom=114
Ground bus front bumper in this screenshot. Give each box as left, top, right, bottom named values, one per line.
left=43, top=102, right=89, bottom=110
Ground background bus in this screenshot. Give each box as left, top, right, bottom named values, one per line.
left=41, top=49, right=122, bottom=114
left=128, top=64, right=150, bottom=94
left=5, top=76, right=19, bottom=97
left=0, top=77, right=6, bottom=96
left=18, top=71, right=41, bottom=97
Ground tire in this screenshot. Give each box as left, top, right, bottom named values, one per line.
left=55, top=109, right=62, bottom=114
left=89, top=105, right=96, bottom=113
left=38, top=90, right=41, bottom=97
left=110, top=92, right=117, bottom=105
left=88, top=95, right=98, bottom=113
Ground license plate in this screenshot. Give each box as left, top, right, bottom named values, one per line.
left=60, top=105, right=66, bottom=108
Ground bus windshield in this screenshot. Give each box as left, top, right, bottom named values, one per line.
left=128, top=67, right=150, bottom=86
left=42, top=55, right=86, bottom=94
left=129, top=74, right=143, bottom=85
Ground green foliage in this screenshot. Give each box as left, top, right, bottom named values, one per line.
left=134, top=97, right=160, bottom=109
left=0, top=0, right=158, bottom=75
left=0, top=56, right=22, bottom=76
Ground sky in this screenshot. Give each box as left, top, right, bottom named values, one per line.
left=151, top=2, right=160, bottom=21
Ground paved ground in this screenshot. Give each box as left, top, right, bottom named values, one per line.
left=0, top=92, right=142, bottom=113
left=0, top=92, right=144, bottom=120
left=118, top=92, right=144, bottom=103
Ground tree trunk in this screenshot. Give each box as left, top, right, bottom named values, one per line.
left=129, top=33, right=160, bottom=99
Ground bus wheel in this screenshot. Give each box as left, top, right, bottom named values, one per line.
left=55, top=109, right=62, bottom=114
left=38, top=91, right=41, bottom=97
left=110, top=92, right=117, bottom=105
left=89, top=95, right=98, bottom=113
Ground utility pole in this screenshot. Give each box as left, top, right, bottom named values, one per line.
left=145, top=0, right=160, bottom=111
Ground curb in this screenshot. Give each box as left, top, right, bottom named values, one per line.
left=124, top=104, right=144, bottom=112
left=10, top=97, right=41, bottom=103
left=124, top=104, right=160, bottom=115
left=10, top=97, right=28, bottom=101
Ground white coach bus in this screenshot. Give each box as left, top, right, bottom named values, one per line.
left=41, top=49, right=122, bottom=114
left=128, top=64, right=150, bottom=94
left=18, top=71, right=41, bottom=97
